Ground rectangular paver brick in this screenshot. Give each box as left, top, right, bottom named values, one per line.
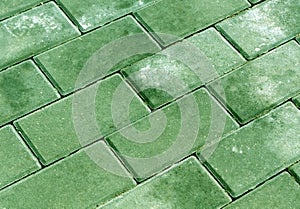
left=0, top=0, right=47, bottom=20
left=135, top=0, right=250, bottom=46
left=100, top=157, right=231, bottom=209
left=289, top=162, right=300, bottom=182
left=224, top=173, right=300, bottom=208
left=35, top=16, right=160, bottom=95
left=122, top=27, right=246, bottom=109
left=106, top=88, right=238, bottom=181
left=0, top=60, right=59, bottom=126
left=0, top=141, right=135, bottom=209
left=216, top=0, right=300, bottom=59
left=199, top=102, right=300, bottom=197
left=208, top=41, right=300, bottom=124
left=0, top=2, right=80, bottom=71
left=187, top=28, right=246, bottom=78
left=0, top=125, right=40, bottom=189
left=15, top=74, right=149, bottom=165
left=56, top=0, right=158, bottom=32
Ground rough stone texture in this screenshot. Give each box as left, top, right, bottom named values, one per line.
left=0, top=2, right=79, bottom=71
left=200, top=102, right=300, bottom=197
left=35, top=16, right=159, bottom=95
left=208, top=41, right=300, bottom=124
left=0, top=60, right=59, bottom=126
left=106, top=88, right=238, bottom=181
left=1, top=0, right=300, bottom=208
left=135, top=0, right=250, bottom=45
left=57, top=0, right=158, bottom=31
left=187, top=28, right=245, bottom=78
left=0, top=125, right=40, bottom=189
left=216, top=0, right=300, bottom=59
left=15, top=74, right=149, bottom=165
left=224, top=173, right=300, bottom=208
left=0, top=0, right=47, bottom=20
left=122, top=27, right=245, bottom=109
left=100, top=157, right=231, bottom=209
left=0, top=141, right=136, bottom=209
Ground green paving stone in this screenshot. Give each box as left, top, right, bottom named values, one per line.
left=35, top=16, right=160, bottom=95
left=216, top=0, right=300, bottom=59
left=0, top=0, right=46, bottom=20
left=208, top=41, right=300, bottom=124
left=0, top=2, right=79, bottom=71
left=0, top=60, right=59, bottom=126
left=0, top=125, right=40, bottom=189
left=289, top=162, right=300, bottom=182
left=293, top=95, right=300, bottom=108
left=122, top=53, right=201, bottom=109
left=199, top=102, right=300, bottom=197
left=106, top=88, right=238, bottom=181
left=122, top=28, right=246, bottom=109
left=0, top=141, right=135, bottom=209
left=224, top=173, right=300, bottom=209
left=135, top=0, right=250, bottom=45
left=99, top=157, right=230, bottom=209
left=15, top=74, right=150, bottom=165
left=56, top=0, right=158, bottom=32
left=187, top=28, right=246, bottom=77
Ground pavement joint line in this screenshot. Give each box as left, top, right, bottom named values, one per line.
left=216, top=27, right=298, bottom=61
left=288, top=165, right=300, bottom=185
left=220, top=169, right=289, bottom=208
left=131, top=13, right=164, bottom=49
left=13, top=123, right=44, bottom=167
left=102, top=139, right=138, bottom=182
left=54, top=0, right=82, bottom=34
left=31, top=58, right=62, bottom=97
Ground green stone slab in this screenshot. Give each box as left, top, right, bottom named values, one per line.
left=35, top=16, right=160, bottom=95
left=208, top=41, right=300, bottom=124
left=199, top=102, right=300, bottom=197
left=122, top=27, right=245, bottom=109
left=99, top=157, right=231, bottom=209
left=224, top=173, right=300, bottom=209
left=187, top=28, right=246, bottom=77
left=122, top=53, right=202, bottom=109
left=56, top=0, right=158, bottom=32
left=216, top=0, right=300, bottom=59
left=0, top=2, right=80, bottom=71
left=0, top=0, right=46, bottom=20
left=293, top=95, right=300, bottom=108
left=0, top=141, right=135, bottom=209
left=0, top=60, right=59, bottom=126
left=15, top=74, right=150, bottom=165
left=289, top=162, right=300, bottom=182
left=106, top=88, right=238, bottom=181
left=297, top=36, right=300, bottom=43
left=0, top=125, right=40, bottom=189
left=135, top=0, right=250, bottom=46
